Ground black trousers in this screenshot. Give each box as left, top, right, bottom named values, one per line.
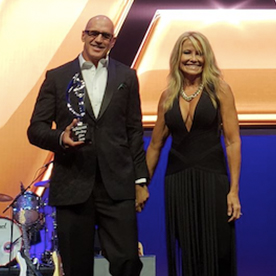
left=55, top=170, right=142, bottom=276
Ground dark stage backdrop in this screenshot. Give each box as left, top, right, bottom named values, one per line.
left=138, top=129, right=276, bottom=276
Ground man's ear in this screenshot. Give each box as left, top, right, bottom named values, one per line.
left=81, top=31, right=85, bottom=42
left=110, top=37, right=117, bottom=48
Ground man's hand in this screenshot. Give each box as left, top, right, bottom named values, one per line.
left=135, top=185, right=149, bottom=212
left=62, top=119, right=85, bottom=148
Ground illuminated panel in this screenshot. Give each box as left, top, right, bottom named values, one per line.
left=132, top=10, right=276, bottom=126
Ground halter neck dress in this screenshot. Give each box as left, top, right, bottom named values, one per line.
left=164, top=90, right=236, bottom=276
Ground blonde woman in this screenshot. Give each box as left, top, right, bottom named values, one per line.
left=146, top=31, right=241, bottom=276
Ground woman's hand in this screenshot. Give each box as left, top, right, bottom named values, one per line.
left=135, top=185, right=149, bottom=212
left=227, top=192, right=242, bottom=222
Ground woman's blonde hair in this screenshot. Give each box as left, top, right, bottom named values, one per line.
left=164, top=31, right=222, bottom=111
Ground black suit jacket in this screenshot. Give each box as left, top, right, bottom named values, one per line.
left=27, top=57, right=148, bottom=206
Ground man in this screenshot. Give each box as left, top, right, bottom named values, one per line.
left=27, top=15, right=149, bottom=276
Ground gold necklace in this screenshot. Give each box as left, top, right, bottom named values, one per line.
left=180, top=83, right=204, bottom=102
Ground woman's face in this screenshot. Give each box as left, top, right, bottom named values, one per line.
left=179, top=39, right=204, bottom=78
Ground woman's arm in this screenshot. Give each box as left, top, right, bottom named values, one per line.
left=218, top=80, right=242, bottom=222
left=146, top=91, right=170, bottom=180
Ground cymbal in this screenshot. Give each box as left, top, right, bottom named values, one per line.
left=34, top=180, right=50, bottom=188
left=0, top=193, right=13, bottom=202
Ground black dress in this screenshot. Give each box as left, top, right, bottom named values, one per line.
left=164, top=91, right=236, bottom=276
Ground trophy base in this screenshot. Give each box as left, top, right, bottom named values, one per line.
left=71, top=122, right=89, bottom=142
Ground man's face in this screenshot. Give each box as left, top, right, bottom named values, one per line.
left=81, top=17, right=116, bottom=66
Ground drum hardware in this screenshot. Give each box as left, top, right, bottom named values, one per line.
left=3, top=236, right=22, bottom=251
left=41, top=250, right=53, bottom=267
left=2, top=182, right=35, bottom=216
left=2, top=184, right=44, bottom=268
left=1, top=161, right=52, bottom=270
left=17, top=209, right=43, bottom=276
left=2, top=159, right=52, bottom=215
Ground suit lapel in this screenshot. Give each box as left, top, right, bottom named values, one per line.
left=97, top=59, right=117, bottom=120
left=71, top=58, right=81, bottom=74
left=84, top=93, right=96, bottom=120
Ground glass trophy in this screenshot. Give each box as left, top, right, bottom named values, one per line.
left=66, top=73, right=89, bottom=142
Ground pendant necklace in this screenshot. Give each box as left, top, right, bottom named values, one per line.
left=180, top=83, right=204, bottom=102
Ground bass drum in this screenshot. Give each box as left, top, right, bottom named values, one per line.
left=0, top=217, right=22, bottom=266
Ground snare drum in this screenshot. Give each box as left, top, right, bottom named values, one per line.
left=0, top=217, right=22, bottom=266
left=13, top=191, right=41, bottom=226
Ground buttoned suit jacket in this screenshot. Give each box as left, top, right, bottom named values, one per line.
left=27, top=57, right=148, bottom=206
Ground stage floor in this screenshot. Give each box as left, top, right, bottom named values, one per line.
left=0, top=255, right=156, bottom=276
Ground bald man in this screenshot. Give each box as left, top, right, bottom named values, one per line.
left=28, top=15, right=149, bottom=276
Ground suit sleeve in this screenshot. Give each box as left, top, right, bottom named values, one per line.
left=27, top=70, right=64, bottom=153
left=126, top=69, right=149, bottom=180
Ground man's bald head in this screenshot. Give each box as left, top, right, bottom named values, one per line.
left=85, top=15, right=114, bottom=35
left=81, top=15, right=116, bottom=66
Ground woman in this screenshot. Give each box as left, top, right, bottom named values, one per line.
left=146, top=31, right=241, bottom=276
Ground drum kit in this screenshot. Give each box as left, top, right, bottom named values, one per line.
left=0, top=181, right=59, bottom=274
